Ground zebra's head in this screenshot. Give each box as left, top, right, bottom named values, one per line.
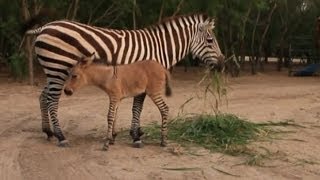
left=190, top=18, right=224, bottom=71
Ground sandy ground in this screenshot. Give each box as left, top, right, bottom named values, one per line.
left=0, top=67, right=320, bottom=180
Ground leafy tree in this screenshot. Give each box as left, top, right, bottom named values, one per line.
left=0, top=0, right=319, bottom=81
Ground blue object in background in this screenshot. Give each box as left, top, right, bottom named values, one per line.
left=293, top=64, right=320, bottom=76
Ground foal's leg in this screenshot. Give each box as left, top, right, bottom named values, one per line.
left=109, top=106, right=118, bottom=145
left=130, top=93, right=146, bottom=148
left=149, top=93, right=169, bottom=147
left=103, top=98, right=119, bottom=151
left=39, top=85, right=54, bottom=140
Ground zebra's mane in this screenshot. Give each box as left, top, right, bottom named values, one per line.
left=145, top=13, right=210, bottom=30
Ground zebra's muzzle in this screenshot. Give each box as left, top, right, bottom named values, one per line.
left=64, top=88, right=73, bottom=96
left=208, top=54, right=225, bottom=72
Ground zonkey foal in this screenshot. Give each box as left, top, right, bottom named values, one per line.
left=64, top=53, right=172, bottom=150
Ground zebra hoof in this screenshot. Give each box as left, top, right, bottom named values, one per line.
left=160, top=141, right=167, bottom=147
left=132, top=140, right=144, bottom=148
left=138, top=128, right=144, bottom=137
left=43, top=129, right=54, bottom=141
left=57, top=140, right=69, bottom=147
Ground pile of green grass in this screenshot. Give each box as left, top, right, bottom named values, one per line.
left=145, top=113, right=268, bottom=155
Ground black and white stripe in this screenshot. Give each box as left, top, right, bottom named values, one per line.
left=26, top=14, right=224, bottom=145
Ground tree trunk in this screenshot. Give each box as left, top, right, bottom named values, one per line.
left=238, top=4, right=252, bottom=71
left=158, top=0, right=165, bottom=22
left=250, top=10, right=260, bottom=75
left=66, top=0, right=79, bottom=20
left=172, top=0, right=184, bottom=17
left=133, top=0, right=136, bottom=29
left=21, top=0, right=34, bottom=85
left=277, top=26, right=288, bottom=71
left=257, top=2, right=277, bottom=72
left=26, top=37, right=34, bottom=85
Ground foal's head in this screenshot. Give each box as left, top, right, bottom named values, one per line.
left=64, top=53, right=95, bottom=96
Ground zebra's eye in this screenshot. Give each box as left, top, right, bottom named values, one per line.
left=207, top=38, right=213, bottom=44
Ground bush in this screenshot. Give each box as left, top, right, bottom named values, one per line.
left=8, top=52, right=27, bottom=80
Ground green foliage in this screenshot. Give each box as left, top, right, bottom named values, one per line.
left=145, top=114, right=268, bottom=155
left=8, top=53, right=27, bottom=80
left=1, top=0, right=320, bottom=77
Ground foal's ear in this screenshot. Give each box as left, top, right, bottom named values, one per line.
left=80, top=52, right=95, bottom=67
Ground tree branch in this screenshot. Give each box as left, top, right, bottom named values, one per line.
left=172, top=0, right=184, bottom=17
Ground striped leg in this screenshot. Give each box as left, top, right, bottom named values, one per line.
left=103, top=98, right=119, bottom=151
left=130, top=93, right=146, bottom=148
left=109, top=106, right=118, bottom=145
left=39, top=85, right=54, bottom=140
left=149, top=93, right=169, bottom=147
left=47, top=82, right=68, bottom=146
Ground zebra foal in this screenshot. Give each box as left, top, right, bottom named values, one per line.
left=64, top=53, right=172, bottom=150
left=24, top=13, right=224, bottom=146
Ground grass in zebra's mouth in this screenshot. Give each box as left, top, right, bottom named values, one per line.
left=197, top=69, right=229, bottom=115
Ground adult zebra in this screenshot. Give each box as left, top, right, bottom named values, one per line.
left=25, top=13, right=224, bottom=147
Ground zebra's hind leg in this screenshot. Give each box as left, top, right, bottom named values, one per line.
left=130, top=93, right=146, bottom=148
left=149, top=93, right=169, bottom=147
left=46, top=82, right=68, bottom=147
left=39, top=86, right=54, bottom=140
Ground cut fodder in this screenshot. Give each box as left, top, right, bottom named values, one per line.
left=197, top=69, right=229, bottom=114
left=144, top=113, right=270, bottom=155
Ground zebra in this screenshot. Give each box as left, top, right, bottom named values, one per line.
left=24, top=13, right=224, bottom=147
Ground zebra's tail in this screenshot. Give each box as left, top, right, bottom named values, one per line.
left=20, top=8, right=55, bottom=35
left=26, top=27, right=44, bottom=35
left=165, top=71, right=172, bottom=97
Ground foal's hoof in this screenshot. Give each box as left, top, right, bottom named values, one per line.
left=102, top=144, right=109, bottom=151
left=57, top=140, right=69, bottom=147
left=132, top=140, right=144, bottom=148
left=109, top=140, right=115, bottom=145
left=46, top=135, right=54, bottom=141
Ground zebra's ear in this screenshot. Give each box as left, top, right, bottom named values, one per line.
left=200, top=19, right=215, bottom=32
left=209, top=18, right=215, bottom=29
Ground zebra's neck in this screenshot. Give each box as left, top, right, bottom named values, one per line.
left=109, top=15, right=202, bottom=69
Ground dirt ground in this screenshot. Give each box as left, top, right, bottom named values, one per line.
left=0, top=66, right=320, bottom=180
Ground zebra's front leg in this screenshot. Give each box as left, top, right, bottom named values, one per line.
left=130, top=93, right=146, bottom=148
left=150, top=93, right=169, bottom=147
left=39, top=85, right=54, bottom=140
left=103, top=99, right=119, bottom=151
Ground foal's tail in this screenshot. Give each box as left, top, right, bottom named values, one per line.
left=165, top=71, right=172, bottom=97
